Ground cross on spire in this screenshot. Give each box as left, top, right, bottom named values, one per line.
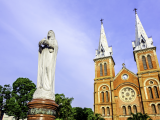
left=133, top=8, right=137, bottom=14
left=122, top=63, right=125, bottom=68
left=100, top=19, right=104, bottom=24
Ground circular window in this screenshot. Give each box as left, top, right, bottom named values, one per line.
left=119, top=87, right=136, bottom=102
left=102, top=86, right=106, bottom=90
left=149, top=81, right=154, bottom=84
left=122, top=74, right=129, bottom=80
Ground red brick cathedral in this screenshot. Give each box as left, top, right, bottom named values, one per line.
left=93, top=12, right=160, bottom=120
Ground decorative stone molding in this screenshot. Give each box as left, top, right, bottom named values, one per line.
left=144, top=77, right=160, bottom=100
left=120, top=104, right=137, bottom=108
left=98, top=84, right=111, bottom=91
left=133, top=47, right=156, bottom=54
left=93, top=56, right=115, bottom=65
left=139, top=53, right=152, bottom=58
left=137, top=69, right=160, bottom=75
left=155, top=102, right=160, bottom=105
left=97, top=62, right=108, bottom=66
left=98, top=84, right=111, bottom=103
left=115, top=82, right=139, bottom=90
left=149, top=103, right=156, bottom=106
left=94, top=76, right=112, bottom=81
left=100, top=106, right=111, bottom=108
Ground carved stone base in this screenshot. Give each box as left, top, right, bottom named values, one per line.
left=27, top=99, right=59, bottom=120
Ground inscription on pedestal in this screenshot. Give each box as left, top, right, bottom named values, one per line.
left=28, top=108, right=56, bottom=116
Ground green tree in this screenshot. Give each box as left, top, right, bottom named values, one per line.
left=68, top=107, right=104, bottom=120
left=0, top=84, right=12, bottom=120
left=72, top=107, right=99, bottom=120
left=6, top=78, right=36, bottom=120
left=72, top=107, right=84, bottom=120
left=83, top=108, right=94, bottom=120
left=2, top=84, right=12, bottom=114
left=0, top=85, right=3, bottom=120
left=92, top=113, right=105, bottom=120
left=55, top=94, right=74, bottom=120
left=127, top=113, right=152, bottom=120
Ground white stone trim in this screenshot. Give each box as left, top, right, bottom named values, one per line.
left=146, top=53, right=152, bottom=57
left=144, top=78, right=160, bottom=99
left=149, top=103, right=156, bottom=106
left=139, top=53, right=152, bottom=58
left=155, top=102, right=160, bottom=105
left=131, top=104, right=138, bottom=107
left=98, top=62, right=108, bottom=66
left=98, top=84, right=111, bottom=103
left=120, top=104, right=137, bottom=108
left=144, top=78, right=160, bottom=86
left=100, top=106, right=111, bottom=108
left=120, top=105, right=127, bottom=108
left=144, top=86, right=148, bottom=99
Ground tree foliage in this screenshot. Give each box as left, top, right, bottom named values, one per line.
left=6, top=78, right=36, bottom=120
left=72, top=107, right=104, bottom=120
left=3, top=84, right=12, bottom=113
left=127, top=113, right=152, bottom=120
left=55, top=94, right=104, bottom=120
left=0, top=85, right=3, bottom=120
left=92, top=113, right=105, bottom=120
left=55, top=93, right=74, bottom=120
left=0, top=84, right=12, bottom=119
left=0, top=85, right=3, bottom=110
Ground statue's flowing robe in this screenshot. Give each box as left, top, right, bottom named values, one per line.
left=36, top=38, right=58, bottom=99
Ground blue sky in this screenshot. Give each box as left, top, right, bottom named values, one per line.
left=0, top=0, right=160, bottom=110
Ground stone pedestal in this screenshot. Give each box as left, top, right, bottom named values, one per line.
left=27, top=99, right=59, bottom=120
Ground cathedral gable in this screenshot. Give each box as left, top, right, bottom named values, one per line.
left=113, top=66, right=139, bottom=91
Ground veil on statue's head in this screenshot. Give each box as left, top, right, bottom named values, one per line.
left=47, top=30, right=55, bottom=40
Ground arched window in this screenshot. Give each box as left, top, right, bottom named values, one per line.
left=102, top=107, right=105, bottom=116
left=148, top=87, right=153, bottom=99
left=142, top=56, right=147, bottom=70
left=128, top=106, right=132, bottom=115
left=104, top=63, right=107, bottom=76
left=133, top=105, right=137, bottom=114
left=101, top=92, right=104, bottom=102
left=151, top=104, right=156, bottom=114
left=106, top=91, right=109, bottom=102
left=147, top=55, right=153, bottom=69
left=158, top=104, right=160, bottom=113
left=154, top=86, right=159, bottom=98
left=107, top=107, right=110, bottom=115
left=122, top=106, right=126, bottom=115
left=100, top=64, right=103, bottom=76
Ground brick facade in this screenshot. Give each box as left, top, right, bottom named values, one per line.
left=93, top=46, right=160, bottom=120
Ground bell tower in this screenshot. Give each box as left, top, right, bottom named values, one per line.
left=93, top=20, right=115, bottom=119
left=132, top=10, right=160, bottom=118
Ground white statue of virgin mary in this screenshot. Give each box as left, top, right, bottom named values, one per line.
left=33, top=30, right=58, bottom=100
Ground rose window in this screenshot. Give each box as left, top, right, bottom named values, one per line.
left=119, top=87, right=136, bottom=102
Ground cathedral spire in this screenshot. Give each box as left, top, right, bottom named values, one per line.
left=95, top=20, right=113, bottom=58
left=132, top=9, right=154, bottom=50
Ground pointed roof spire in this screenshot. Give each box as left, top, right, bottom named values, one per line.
left=95, top=19, right=113, bottom=58
left=132, top=9, right=154, bottom=50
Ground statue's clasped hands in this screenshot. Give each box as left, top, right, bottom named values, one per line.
left=39, top=38, right=49, bottom=46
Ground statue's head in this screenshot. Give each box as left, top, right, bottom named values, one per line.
left=47, top=30, right=55, bottom=40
